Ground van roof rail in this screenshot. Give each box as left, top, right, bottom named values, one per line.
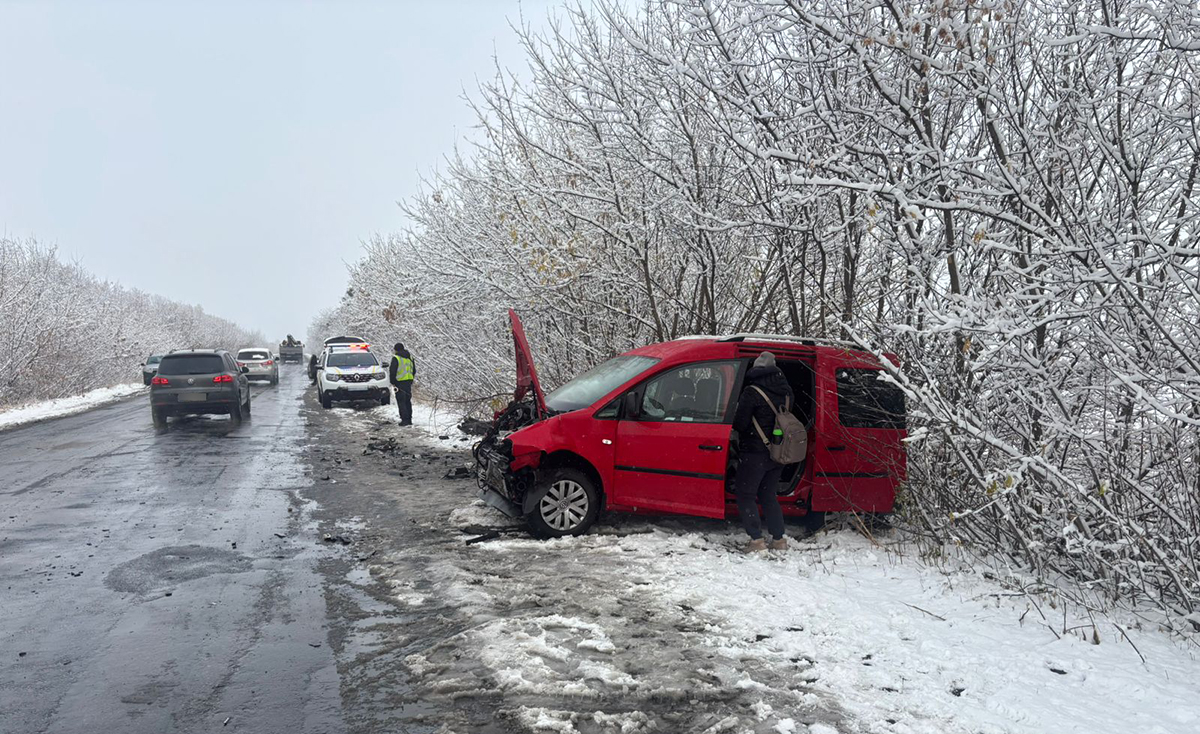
left=716, top=333, right=863, bottom=350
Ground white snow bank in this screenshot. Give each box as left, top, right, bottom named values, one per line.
left=471, top=528, right=1200, bottom=734
left=327, top=399, right=472, bottom=451
left=650, top=531, right=1200, bottom=734
left=0, top=383, right=145, bottom=431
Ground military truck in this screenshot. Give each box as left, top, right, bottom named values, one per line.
left=279, top=335, right=305, bottom=363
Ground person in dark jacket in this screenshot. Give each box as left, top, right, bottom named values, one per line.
left=732, top=352, right=793, bottom=553
left=389, top=343, right=416, bottom=426
left=308, top=353, right=318, bottom=384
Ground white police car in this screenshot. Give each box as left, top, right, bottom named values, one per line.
left=316, top=344, right=391, bottom=409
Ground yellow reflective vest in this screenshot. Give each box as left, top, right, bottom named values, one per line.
left=392, top=355, right=414, bottom=382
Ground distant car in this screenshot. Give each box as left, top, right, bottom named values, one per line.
left=150, top=350, right=252, bottom=429
left=316, top=344, right=389, bottom=409
left=141, top=354, right=165, bottom=385
left=236, top=348, right=279, bottom=385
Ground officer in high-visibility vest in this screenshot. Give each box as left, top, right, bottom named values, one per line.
left=389, top=342, right=416, bottom=426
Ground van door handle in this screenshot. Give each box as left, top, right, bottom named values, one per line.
left=826, top=445, right=847, bottom=451
left=699, top=444, right=723, bottom=451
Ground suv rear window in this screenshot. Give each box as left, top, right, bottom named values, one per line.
left=158, top=355, right=226, bottom=376
left=836, top=369, right=906, bottom=429
left=327, top=352, right=378, bottom=367
left=238, top=350, right=270, bottom=360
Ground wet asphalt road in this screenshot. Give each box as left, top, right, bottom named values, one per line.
left=2, top=369, right=842, bottom=734
left=0, top=370, right=344, bottom=734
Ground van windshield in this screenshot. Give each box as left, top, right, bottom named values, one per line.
left=545, top=356, right=659, bottom=412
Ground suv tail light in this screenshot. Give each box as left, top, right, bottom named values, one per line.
left=151, top=376, right=169, bottom=386
left=213, top=374, right=234, bottom=383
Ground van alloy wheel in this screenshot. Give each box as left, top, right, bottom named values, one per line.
left=527, top=467, right=600, bottom=539
left=540, top=479, right=589, bottom=532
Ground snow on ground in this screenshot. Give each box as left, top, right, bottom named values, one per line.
left=450, top=512, right=1200, bottom=734
left=0, top=383, right=145, bottom=431
left=326, top=401, right=1200, bottom=733
left=324, top=397, right=472, bottom=451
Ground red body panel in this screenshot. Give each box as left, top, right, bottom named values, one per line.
left=508, top=411, right=619, bottom=497
left=502, top=330, right=906, bottom=521
left=614, top=420, right=729, bottom=518
left=807, top=356, right=904, bottom=513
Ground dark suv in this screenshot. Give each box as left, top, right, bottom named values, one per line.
left=150, top=350, right=252, bottom=429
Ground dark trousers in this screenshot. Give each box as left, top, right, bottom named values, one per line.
left=734, top=452, right=786, bottom=541
left=394, top=381, right=413, bottom=424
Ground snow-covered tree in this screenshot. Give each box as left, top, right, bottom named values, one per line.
left=0, top=238, right=263, bottom=407
left=317, top=0, right=1200, bottom=617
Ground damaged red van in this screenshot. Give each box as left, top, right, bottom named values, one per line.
left=475, top=311, right=907, bottom=538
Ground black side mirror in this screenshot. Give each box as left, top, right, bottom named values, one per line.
left=623, top=392, right=641, bottom=420
left=241, top=366, right=250, bottom=374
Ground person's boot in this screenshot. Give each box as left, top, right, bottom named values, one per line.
left=741, top=538, right=767, bottom=553
left=768, top=536, right=789, bottom=551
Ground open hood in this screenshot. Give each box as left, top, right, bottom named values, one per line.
left=509, top=309, right=546, bottom=418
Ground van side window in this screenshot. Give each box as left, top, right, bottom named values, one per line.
left=595, top=398, right=620, bottom=420
left=639, top=361, right=739, bottom=423
left=836, top=369, right=906, bottom=429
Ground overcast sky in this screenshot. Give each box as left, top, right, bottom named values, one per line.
left=0, top=0, right=557, bottom=343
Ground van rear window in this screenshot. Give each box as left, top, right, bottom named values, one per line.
left=836, top=369, right=906, bottom=430
left=158, top=355, right=225, bottom=375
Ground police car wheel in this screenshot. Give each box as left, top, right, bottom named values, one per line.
left=320, top=390, right=331, bottom=409
left=527, top=468, right=599, bottom=539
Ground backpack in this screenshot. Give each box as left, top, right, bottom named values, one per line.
left=750, top=386, right=808, bottom=465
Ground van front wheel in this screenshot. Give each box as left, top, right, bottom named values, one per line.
left=527, top=468, right=599, bottom=539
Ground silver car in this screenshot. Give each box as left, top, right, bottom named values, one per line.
left=236, top=348, right=279, bottom=385
left=141, top=354, right=165, bottom=385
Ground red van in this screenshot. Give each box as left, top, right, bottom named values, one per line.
left=475, top=311, right=907, bottom=538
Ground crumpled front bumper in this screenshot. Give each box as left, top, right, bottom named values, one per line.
left=476, top=441, right=537, bottom=517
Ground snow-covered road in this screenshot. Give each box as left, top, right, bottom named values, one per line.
left=315, top=401, right=1200, bottom=734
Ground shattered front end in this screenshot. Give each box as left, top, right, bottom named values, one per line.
left=473, top=400, right=543, bottom=518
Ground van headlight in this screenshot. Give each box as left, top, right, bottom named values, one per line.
left=326, top=373, right=341, bottom=382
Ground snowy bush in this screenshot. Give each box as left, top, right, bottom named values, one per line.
left=0, top=238, right=263, bottom=408
left=316, top=0, right=1200, bottom=616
